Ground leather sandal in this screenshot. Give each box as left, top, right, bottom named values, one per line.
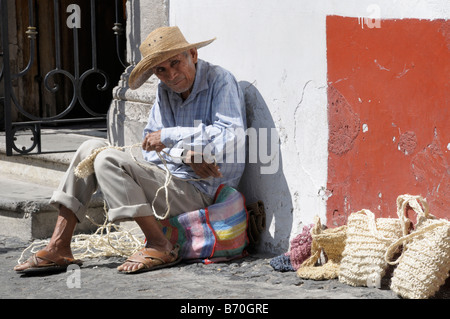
left=14, top=250, right=83, bottom=274
left=119, top=244, right=181, bottom=274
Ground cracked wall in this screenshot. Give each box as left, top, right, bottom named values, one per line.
left=326, top=16, right=449, bottom=225
left=145, top=0, right=449, bottom=253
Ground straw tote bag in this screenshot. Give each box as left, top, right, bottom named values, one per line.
left=297, top=216, right=347, bottom=280
left=338, top=207, right=409, bottom=288
left=385, top=195, right=450, bottom=299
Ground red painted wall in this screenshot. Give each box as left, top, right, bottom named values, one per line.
left=326, top=16, right=449, bottom=226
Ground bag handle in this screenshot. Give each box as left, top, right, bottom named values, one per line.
left=396, top=195, right=432, bottom=229
left=384, top=219, right=449, bottom=265
left=353, top=195, right=429, bottom=242
left=356, top=209, right=408, bottom=242
left=299, top=216, right=324, bottom=268
left=382, top=195, right=433, bottom=265
left=358, top=209, right=383, bottom=238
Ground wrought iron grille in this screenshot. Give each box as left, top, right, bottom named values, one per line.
left=0, top=0, right=127, bottom=155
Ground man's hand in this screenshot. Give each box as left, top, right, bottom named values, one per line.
left=142, top=130, right=166, bottom=152
left=184, top=150, right=223, bottom=179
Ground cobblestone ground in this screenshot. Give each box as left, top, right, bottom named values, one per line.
left=1, top=235, right=448, bottom=302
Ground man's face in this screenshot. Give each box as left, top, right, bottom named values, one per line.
left=152, top=48, right=198, bottom=97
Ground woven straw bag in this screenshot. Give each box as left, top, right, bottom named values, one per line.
left=297, top=216, right=347, bottom=280
left=338, top=207, right=409, bottom=288
left=385, top=195, right=450, bottom=299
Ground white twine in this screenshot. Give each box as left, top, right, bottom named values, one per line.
left=18, top=206, right=145, bottom=264
left=75, top=143, right=212, bottom=220
left=18, top=143, right=214, bottom=264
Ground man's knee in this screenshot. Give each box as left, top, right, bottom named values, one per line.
left=93, top=148, right=125, bottom=173
left=77, top=139, right=108, bottom=159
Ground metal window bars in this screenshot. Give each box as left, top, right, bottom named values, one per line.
left=0, top=0, right=127, bottom=155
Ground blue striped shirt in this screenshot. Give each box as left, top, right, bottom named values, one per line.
left=142, top=59, right=247, bottom=197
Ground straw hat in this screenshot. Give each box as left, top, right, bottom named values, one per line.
left=128, top=26, right=215, bottom=90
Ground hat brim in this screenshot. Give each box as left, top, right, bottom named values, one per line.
left=128, top=38, right=215, bottom=90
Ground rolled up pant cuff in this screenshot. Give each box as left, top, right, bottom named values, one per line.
left=107, top=204, right=154, bottom=223
left=49, top=190, right=86, bottom=222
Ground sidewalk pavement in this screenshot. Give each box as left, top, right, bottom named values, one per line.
left=0, top=130, right=448, bottom=309
left=1, top=234, right=449, bottom=302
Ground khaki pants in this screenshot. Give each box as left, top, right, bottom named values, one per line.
left=50, top=139, right=213, bottom=222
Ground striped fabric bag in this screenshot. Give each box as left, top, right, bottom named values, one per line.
left=158, top=185, right=249, bottom=263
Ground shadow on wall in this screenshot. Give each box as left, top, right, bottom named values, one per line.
left=238, top=81, right=293, bottom=254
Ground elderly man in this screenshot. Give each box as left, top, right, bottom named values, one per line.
left=14, top=26, right=246, bottom=274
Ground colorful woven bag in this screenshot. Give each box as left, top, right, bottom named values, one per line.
left=385, top=195, right=450, bottom=299
left=338, top=208, right=408, bottom=288
left=297, top=216, right=347, bottom=280
left=158, top=185, right=249, bottom=263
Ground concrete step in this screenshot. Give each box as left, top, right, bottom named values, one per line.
left=0, top=128, right=107, bottom=188
left=0, top=175, right=105, bottom=241
left=0, top=128, right=108, bottom=240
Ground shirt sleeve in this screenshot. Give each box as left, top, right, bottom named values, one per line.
left=160, top=72, right=246, bottom=164
left=142, top=90, right=185, bottom=164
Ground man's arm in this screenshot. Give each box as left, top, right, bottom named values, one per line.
left=160, top=72, right=246, bottom=165
left=142, top=130, right=222, bottom=178
left=142, top=92, right=187, bottom=165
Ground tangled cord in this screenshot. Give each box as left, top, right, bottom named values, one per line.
left=18, top=203, right=145, bottom=264
left=19, top=143, right=212, bottom=264
left=74, top=143, right=211, bottom=220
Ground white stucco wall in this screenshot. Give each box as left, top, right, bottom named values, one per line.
left=169, top=0, right=448, bottom=253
